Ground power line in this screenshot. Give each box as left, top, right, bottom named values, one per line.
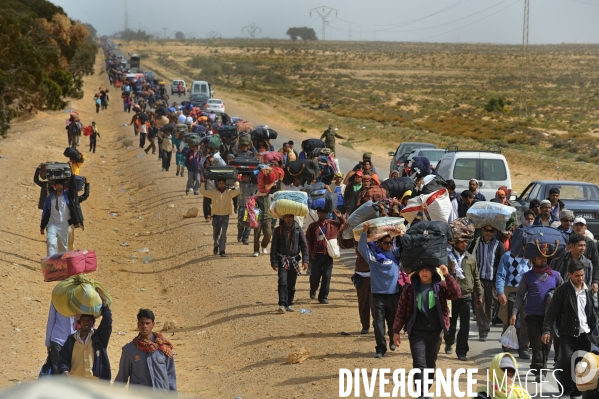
left=569, top=0, right=599, bottom=6
left=336, top=0, right=468, bottom=29
left=310, top=7, right=338, bottom=40
left=206, top=31, right=222, bottom=39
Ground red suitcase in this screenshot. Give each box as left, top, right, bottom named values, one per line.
left=41, top=250, right=97, bottom=282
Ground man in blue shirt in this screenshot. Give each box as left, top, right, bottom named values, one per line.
left=469, top=179, right=486, bottom=201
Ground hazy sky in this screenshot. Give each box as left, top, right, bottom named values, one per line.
left=50, top=0, right=598, bottom=44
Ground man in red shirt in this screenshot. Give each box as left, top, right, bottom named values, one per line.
left=306, top=210, right=344, bottom=304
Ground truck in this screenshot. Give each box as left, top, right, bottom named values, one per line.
left=130, top=56, right=140, bottom=70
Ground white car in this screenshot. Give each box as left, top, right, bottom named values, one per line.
left=205, top=99, right=225, bottom=114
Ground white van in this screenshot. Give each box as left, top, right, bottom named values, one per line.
left=190, top=81, right=213, bottom=98
left=435, top=148, right=512, bottom=200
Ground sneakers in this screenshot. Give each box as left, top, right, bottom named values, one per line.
left=278, top=306, right=286, bottom=313
left=213, top=245, right=219, bottom=255
left=360, top=328, right=369, bottom=334
left=253, top=252, right=259, bottom=257
left=479, top=335, right=487, bottom=342
left=374, top=353, right=384, bottom=359
left=318, top=299, right=329, bottom=304
left=458, top=354, right=468, bottom=361
left=309, top=291, right=316, bottom=300
left=243, top=241, right=249, bottom=245
left=389, top=344, right=396, bottom=351
left=286, top=306, right=295, bottom=312
left=219, top=252, right=227, bottom=257
left=193, top=191, right=199, bottom=195
left=445, top=345, right=453, bottom=354
left=519, top=351, right=530, bottom=360
left=261, top=247, right=268, bottom=255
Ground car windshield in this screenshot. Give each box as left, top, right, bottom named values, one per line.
left=547, top=184, right=599, bottom=200
left=419, top=150, right=444, bottom=162
left=208, top=100, right=221, bottom=104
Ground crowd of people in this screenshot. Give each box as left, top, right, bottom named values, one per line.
left=31, top=39, right=599, bottom=399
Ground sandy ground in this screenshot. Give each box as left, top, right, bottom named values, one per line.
left=0, top=56, right=490, bottom=398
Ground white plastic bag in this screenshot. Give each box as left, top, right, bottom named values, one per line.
left=400, top=188, right=452, bottom=223
left=499, top=325, right=519, bottom=350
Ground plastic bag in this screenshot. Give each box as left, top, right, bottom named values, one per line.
left=576, top=352, right=599, bottom=391
left=353, top=216, right=407, bottom=242
left=499, top=325, right=519, bottom=350
left=401, top=188, right=452, bottom=223
left=52, top=275, right=112, bottom=317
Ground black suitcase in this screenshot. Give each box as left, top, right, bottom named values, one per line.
left=302, top=138, right=325, bottom=154
left=45, top=163, right=71, bottom=181
left=217, top=125, right=238, bottom=140
left=205, top=166, right=237, bottom=181
left=230, top=157, right=259, bottom=171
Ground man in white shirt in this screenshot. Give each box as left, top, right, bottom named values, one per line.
left=542, top=259, right=596, bottom=399
left=40, top=180, right=71, bottom=256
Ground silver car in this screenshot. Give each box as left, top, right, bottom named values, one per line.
left=205, top=99, right=225, bottom=114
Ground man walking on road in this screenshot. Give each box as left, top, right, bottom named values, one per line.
left=200, top=179, right=240, bottom=257
left=320, top=125, right=345, bottom=155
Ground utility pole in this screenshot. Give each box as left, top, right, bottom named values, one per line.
left=310, top=7, right=337, bottom=41
left=124, top=0, right=129, bottom=31
left=518, top=0, right=530, bottom=118
left=206, top=31, right=222, bottom=39
left=162, top=27, right=168, bottom=39
left=348, top=26, right=352, bottom=41
left=241, top=24, right=261, bottom=39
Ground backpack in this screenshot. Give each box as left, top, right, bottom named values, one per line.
left=400, top=220, right=452, bottom=274
left=68, top=122, right=81, bottom=136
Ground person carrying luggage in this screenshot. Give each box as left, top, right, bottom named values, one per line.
left=200, top=179, right=240, bottom=257
left=89, top=122, right=100, bottom=153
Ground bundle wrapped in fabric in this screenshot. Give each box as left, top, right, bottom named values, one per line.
left=576, top=352, right=599, bottom=392
left=41, top=249, right=97, bottom=282
left=52, top=275, right=112, bottom=317
left=466, top=202, right=517, bottom=232
left=245, top=196, right=260, bottom=229
left=342, top=200, right=382, bottom=240
left=448, top=218, right=476, bottom=244
left=257, top=166, right=283, bottom=194
left=207, top=134, right=221, bottom=150
left=261, top=151, right=284, bottom=165
left=270, top=191, right=309, bottom=217
left=400, top=188, right=452, bottom=223
left=353, top=217, right=407, bottom=242
left=236, top=120, right=253, bottom=133
left=239, top=204, right=261, bottom=228
left=510, top=226, right=567, bottom=259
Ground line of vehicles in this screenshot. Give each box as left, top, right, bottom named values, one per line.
left=388, top=142, right=599, bottom=236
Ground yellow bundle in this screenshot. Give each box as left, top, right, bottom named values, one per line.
left=576, top=352, right=599, bottom=391
left=52, top=275, right=112, bottom=317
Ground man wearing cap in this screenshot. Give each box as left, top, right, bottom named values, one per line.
left=490, top=189, right=509, bottom=205
left=573, top=217, right=595, bottom=240
left=533, top=200, right=559, bottom=227
left=496, top=246, right=532, bottom=359
left=343, top=171, right=363, bottom=215
left=449, top=190, right=476, bottom=223
left=573, top=219, right=599, bottom=275
left=468, top=179, right=486, bottom=201
left=553, top=210, right=574, bottom=235
left=330, top=172, right=346, bottom=215
left=547, top=187, right=564, bottom=218
left=320, top=125, right=345, bottom=154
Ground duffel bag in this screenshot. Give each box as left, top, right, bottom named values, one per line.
left=467, top=202, right=517, bottom=232
left=41, top=249, right=97, bottom=282
left=187, top=134, right=201, bottom=147
left=301, top=182, right=327, bottom=196
left=308, top=191, right=337, bottom=213
left=191, top=124, right=206, bottom=135
left=420, top=175, right=447, bottom=195
left=270, top=191, right=309, bottom=217
left=283, top=160, right=319, bottom=185
left=302, top=138, right=325, bottom=154
left=217, top=125, right=238, bottom=139
left=400, top=188, right=452, bottom=223
left=161, top=123, right=176, bottom=134
left=513, top=226, right=567, bottom=259
left=401, top=221, right=453, bottom=274
left=262, top=151, right=284, bottom=165
left=207, top=134, right=221, bottom=149
left=238, top=132, right=252, bottom=146
left=342, top=200, right=382, bottom=240
left=45, top=163, right=71, bottom=181
left=205, top=166, right=237, bottom=181
left=52, top=275, right=112, bottom=317
left=251, top=126, right=278, bottom=140
left=63, top=147, right=83, bottom=163
left=382, top=177, right=415, bottom=199
left=353, top=216, right=407, bottom=242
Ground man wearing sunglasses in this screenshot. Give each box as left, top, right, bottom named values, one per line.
left=357, top=221, right=404, bottom=359
left=474, top=225, right=505, bottom=342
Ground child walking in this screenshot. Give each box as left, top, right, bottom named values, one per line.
left=172, top=131, right=186, bottom=177
left=89, top=122, right=100, bottom=153
left=159, top=129, right=173, bottom=172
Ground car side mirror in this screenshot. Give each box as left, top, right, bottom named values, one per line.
left=509, top=194, right=517, bottom=201
left=388, top=152, right=395, bottom=156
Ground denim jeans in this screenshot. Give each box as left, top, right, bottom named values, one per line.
left=186, top=171, right=200, bottom=193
